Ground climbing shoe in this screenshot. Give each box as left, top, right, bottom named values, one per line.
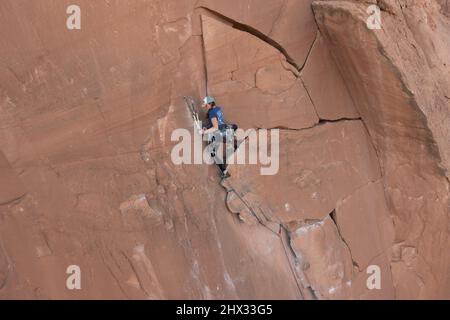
left=221, top=171, right=231, bottom=180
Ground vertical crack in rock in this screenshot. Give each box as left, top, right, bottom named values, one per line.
left=220, top=162, right=376, bottom=299
left=308, top=2, right=384, bottom=163
left=286, top=215, right=354, bottom=298
left=300, top=76, right=320, bottom=119
left=199, top=15, right=209, bottom=94
left=329, top=210, right=361, bottom=272
left=279, top=224, right=318, bottom=300
left=0, top=0, right=445, bottom=299
left=312, top=0, right=450, bottom=298
left=298, top=31, right=319, bottom=73
left=221, top=184, right=311, bottom=299
left=218, top=115, right=383, bottom=298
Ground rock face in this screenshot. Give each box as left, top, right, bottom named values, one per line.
left=0, top=0, right=448, bottom=299
left=0, top=151, right=25, bottom=205
left=312, top=0, right=450, bottom=299
left=201, top=13, right=319, bottom=130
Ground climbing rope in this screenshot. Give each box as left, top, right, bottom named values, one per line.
left=183, top=96, right=314, bottom=299
left=219, top=181, right=315, bottom=299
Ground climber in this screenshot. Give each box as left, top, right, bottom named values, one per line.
left=199, top=96, right=237, bottom=179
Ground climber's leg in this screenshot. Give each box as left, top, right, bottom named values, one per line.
left=219, top=129, right=235, bottom=179
left=208, top=130, right=233, bottom=180
left=208, top=131, right=225, bottom=168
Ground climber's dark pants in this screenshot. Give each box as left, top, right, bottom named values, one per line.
left=208, top=126, right=237, bottom=173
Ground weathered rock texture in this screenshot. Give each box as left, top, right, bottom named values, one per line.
left=0, top=0, right=448, bottom=299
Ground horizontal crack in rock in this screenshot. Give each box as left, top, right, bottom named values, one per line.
left=196, top=6, right=302, bottom=71
left=256, top=117, right=362, bottom=131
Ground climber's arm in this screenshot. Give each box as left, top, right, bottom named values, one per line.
left=201, top=117, right=219, bottom=135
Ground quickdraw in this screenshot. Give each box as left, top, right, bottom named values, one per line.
left=183, top=96, right=202, bottom=131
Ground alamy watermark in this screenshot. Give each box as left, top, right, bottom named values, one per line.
left=66, top=5, right=81, bottom=30
left=171, top=124, right=280, bottom=176
left=66, top=265, right=81, bottom=290
left=366, top=265, right=381, bottom=290
left=366, top=5, right=382, bottom=30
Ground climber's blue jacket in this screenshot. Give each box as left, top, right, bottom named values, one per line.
left=206, top=106, right=226, bottom=129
